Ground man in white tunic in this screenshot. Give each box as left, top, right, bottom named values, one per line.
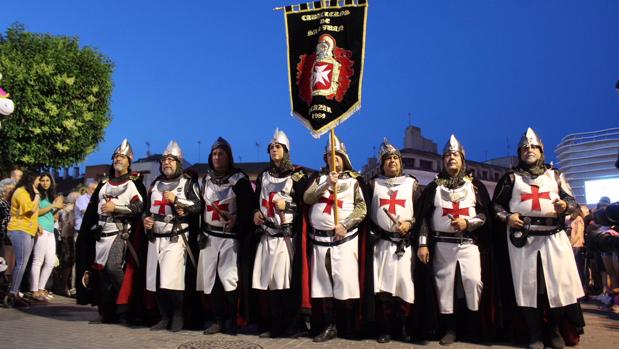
left=144, top=141, right=201, bottom=332
left=77, top=139, right=146, bottom=324
left=303, top=134, right=366, bottom=342
left=367, top=139, right=420, bottom=344
left=198, top=137, right=255, bottom=335
left=416, top=135, right=492, bottom=345
left=493, top=128, right=584, bottom=349
left=252, top=128, right=307, bottom=338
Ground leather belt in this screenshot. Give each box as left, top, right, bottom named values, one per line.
left=311, top=229, right=359, bottom=247
left=202, top=225, right=237, bottom=239
left=433, top=231, right=474, bottom=244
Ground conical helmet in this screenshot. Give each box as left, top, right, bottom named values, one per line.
left=269, top=128, right=290, bottom=153
left=442, top=134, right=466, bottom=158
left=112, top=138, right=134, bottom=163
left=323, top=133, right=353, bottom=171
left=162, top=140, right=183, bottom=162
left=379, top=137, right=401, bottom=160
left=518, top=127, right=544, bottom=153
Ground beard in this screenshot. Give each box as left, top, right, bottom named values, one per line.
left=113, top=162, right=128, bottom=174
left=162, top=167, right=176, bottom=177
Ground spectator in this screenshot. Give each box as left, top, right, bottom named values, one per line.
left=566, top=205, right=587, bottom=295
left=6, top=171, right=40, bottom=306
left=29, top=173, right=63, bottom=302
left=0, top=178, right=17, bottom=278
left=59, top=191, right=80, bottom=296
left=74, top=182, right=97, bottom=236
left=10, top=168, right=23, bottom=183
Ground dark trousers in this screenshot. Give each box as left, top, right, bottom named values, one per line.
left=97, top=236, right=126, bottom=322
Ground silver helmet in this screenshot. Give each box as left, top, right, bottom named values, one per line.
left=323, top=133, right=353, bottom=171
left=112, top=138, right=134, bottom=163
left=442, top=134, right=466, bottom=158
left=269, top=128, right=290, bottom=153
left=379, top=138, right=402, bottom=176
left=378, top=137, right=401, bottom=160
left=208, top=137, right=234, bottom=172
left=518, top=127, right=544, bottom=153
left=162, top=140, right=183, bottom=162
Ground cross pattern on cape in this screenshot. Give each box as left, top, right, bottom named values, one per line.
left=262, top=192, right=277, bottom=218
left=379, top=190, right=406, bottom=215
left=207, top=200, right=229, bottom=221
left=153, top=197, right=171, bottom=215
left=319, top=190, right=343, bottom=215
left=520, top=185, right=551, bottom=211
left=442, top=201, right=470, bottom=218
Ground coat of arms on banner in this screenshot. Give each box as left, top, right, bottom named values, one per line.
left=296, top=34, right=354, bottom=105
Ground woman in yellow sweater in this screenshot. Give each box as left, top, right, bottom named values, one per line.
left=7, top=172, right=40, bottom=306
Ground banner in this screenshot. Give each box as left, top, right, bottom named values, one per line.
left=284, top=0, right=368, bottom=137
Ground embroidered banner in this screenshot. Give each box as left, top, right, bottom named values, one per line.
left=284, top=0, right=368, bottom=137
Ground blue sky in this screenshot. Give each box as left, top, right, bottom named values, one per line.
left=2, top=0, right=618, bottom=170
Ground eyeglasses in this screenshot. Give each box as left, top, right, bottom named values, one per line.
left=160, top=157, right=176, bottom=163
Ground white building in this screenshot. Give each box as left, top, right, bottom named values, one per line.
left=555, top=127, right=619, bottom=205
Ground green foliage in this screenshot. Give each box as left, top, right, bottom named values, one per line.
left=0, top=23, right=113, bottom=171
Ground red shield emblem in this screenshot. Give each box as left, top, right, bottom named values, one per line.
left=296, top=34, right=354, bottom=106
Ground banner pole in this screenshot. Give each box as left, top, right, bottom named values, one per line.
left=330, top=128, right=339, bottom=226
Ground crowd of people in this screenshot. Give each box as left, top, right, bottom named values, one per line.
left=0, top=168, right=95, bottom=303
left=1, top=127, right=618, bottom=349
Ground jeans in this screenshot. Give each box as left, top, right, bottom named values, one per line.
left=8, top=230, right=35, bottom=294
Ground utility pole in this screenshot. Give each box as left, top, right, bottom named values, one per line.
left=197, top=140, right=202, bottom=163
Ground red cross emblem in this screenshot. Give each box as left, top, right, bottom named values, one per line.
left=442, top=201, right=470, bottom=218
left=379, top=190, right=406, bottom=215
left=153, top=197, right=170, bottom=215
left=319, top=191, right=343, bottom=215
left=261, top=192, right=277, bottom=217
left=207, top=200, right=229, bottom=221
left=520, top=185, right=551, bottom=211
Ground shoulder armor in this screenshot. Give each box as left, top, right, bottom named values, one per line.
left=347, top=170, right=360, bottom=179
left=129, top=172, right=141, bottom=181
left=291, top=170, right=306, bottom=182
left=228, top=170, right=248, bottom=185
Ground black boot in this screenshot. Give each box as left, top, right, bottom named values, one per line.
left=313, top=323, right=337, bottom=342
left=224, top=319, right=238, bottom=336
left=548, top=308, right=566, bottom=349
left=375, top=293, right=392, bottom=343
left=169, top=291, right=184, bottom=332
left=439, top=314, right=456, bottom=345
left=522, top=307, right=544, bottom=349
left=203, top=320, right=223, bottom=335
left=151, top=292, right=170, bottom=331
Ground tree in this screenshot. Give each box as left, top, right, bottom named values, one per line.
left=0, top=23, right=113, bottom=171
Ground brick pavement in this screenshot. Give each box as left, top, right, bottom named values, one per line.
left=1, top=297, right=618, bottom=349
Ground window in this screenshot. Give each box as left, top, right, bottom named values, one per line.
left=402, top=158, right=414, bottom=169
left=419, top=160, right=433, bottom=170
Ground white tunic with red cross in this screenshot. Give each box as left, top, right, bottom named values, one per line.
left=197, top=172, right=243, bottom=294
left=507, top=170, right=583, bottom=308
left=94, top=178, right=142, bottom=269
left=370, top=176, right=416, bottom=304
left=252, top=171, right=295, bottom=290
left=431, top=179, right=482, bottom=314
left=146, top=176, right=190, bottom=291
left=309, top=175, right=361, bottom=300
